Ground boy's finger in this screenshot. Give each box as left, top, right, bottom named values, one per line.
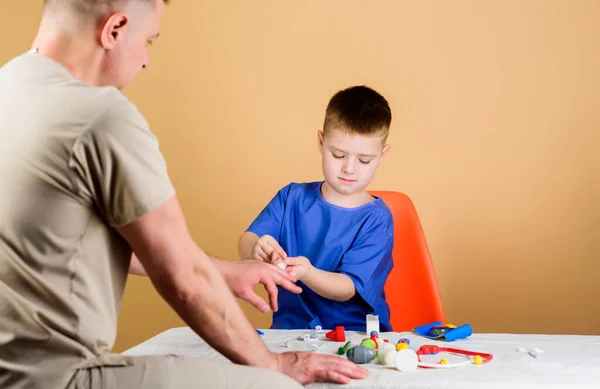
left=262, top=243, right=274, bottom=256
left=274, top=246, right=287, bottom=259
left=272, top=242, right=288, bottom=259
left=286, top=267, right=296, bottom=278
left=265, top=236, right=287, bottom=259
left=284, top=257, right=298, bottom=266
left=255, top=249, right=268, bottom=262
left=270, top=250, right=281, bottom=262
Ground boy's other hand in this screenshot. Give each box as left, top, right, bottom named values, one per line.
left=284, top=256, right=314, bottom=280
left=254, top=234, right=287, bottom=263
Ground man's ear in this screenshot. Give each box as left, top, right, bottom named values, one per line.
left=99, top=13, right=129, bottom=50
left=318, top=130, right=324, bottom=154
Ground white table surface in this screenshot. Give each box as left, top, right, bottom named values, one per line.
left=123, top=327, right=600, bottom=388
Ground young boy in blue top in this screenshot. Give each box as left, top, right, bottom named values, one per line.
left=238, top=85, right=394, bottom=332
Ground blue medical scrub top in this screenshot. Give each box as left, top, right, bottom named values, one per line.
left=247, top=182, right=394, bottom=331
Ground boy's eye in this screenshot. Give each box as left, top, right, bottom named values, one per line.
left=332, top=153, right=344, bottom=159
left=359, top=160, right=372, bottom=165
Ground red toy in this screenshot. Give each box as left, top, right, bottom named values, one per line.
left=360, top=332, right=389, bottom=350
left=326, top=326, right=346, bottom=342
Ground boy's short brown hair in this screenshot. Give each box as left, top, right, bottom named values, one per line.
left=323, top=85, right=392, bottom=141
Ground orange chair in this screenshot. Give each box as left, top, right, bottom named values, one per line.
left=370, top=191, right=446, bottom=331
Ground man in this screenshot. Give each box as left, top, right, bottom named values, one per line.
left=0, top=1, right=369, bottom=388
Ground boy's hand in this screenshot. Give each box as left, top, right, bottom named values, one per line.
left=284, top=256, right=314, bottom=280
left=253, top=234, right=287, bottom=263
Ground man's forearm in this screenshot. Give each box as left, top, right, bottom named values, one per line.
left=302, top=269, right=356, bottom=302
left=148, top=243, right=277, bottom=369
left=117, top=196, right=277, bottom=371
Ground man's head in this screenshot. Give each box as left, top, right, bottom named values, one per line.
left=318, top=86, right=392, bottom=197
left=39, top=0, right=169, bottom=89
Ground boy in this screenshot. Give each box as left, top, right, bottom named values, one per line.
left=238, top=85, right=394, bottom=332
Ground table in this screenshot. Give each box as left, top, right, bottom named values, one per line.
left=124, top=327, right=600, bottom=388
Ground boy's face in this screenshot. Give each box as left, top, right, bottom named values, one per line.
left=318, top=128, right=391, bottom=196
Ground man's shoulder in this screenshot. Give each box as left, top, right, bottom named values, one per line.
left=1, top=52, right=141, bottom=129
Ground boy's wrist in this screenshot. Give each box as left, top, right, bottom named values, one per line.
left=300, top=260, right=317, bottom=282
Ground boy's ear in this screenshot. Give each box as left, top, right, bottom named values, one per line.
left=381, top=144, right=391, bottom=160
left=318, top=130, right=324, bottom=153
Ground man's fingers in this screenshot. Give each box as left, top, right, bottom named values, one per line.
left=326, top=370, right=350, bottom=385
left=264, top=264, right=302, bottom=294
left=330, top=359, right=370, bottom=380
left=266, top=263, right=296, bottom=281
left=241, top=290, right=270, bottom=313
left=313, top=357, right=369, bottom=384
left=268, top=265, right=302, bottom=287
left=277, top=277, right=302, bottom=294
left=263, top=277, right=279, bottom=312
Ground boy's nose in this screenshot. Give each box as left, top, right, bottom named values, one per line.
left=342, top=161, right=354, bottom=174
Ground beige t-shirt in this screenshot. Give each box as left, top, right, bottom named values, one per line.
left=0, top=52, right=175, bottom=389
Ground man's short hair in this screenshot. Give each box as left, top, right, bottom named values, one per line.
left=43, top=0, right=170, bottom=19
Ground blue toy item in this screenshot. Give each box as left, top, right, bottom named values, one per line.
left=413, top=322, right=472, bottom=342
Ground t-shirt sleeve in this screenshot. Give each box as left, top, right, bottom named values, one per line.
left=338, top=211, right=394, bottom=310
left=246, top=183, right=292, bottom=241
left=69, top=100, right=176, bottom=227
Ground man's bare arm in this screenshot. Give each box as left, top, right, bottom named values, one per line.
left=117, top=195, right=277, bottom=368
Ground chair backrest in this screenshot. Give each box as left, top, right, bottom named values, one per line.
left=370, top=190, right=446, bottom=331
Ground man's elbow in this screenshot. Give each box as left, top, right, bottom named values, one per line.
left=149, top=258, right=216, bottom=308
left=150, top=269, right=199, bottom=309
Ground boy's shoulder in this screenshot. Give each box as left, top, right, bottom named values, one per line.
left=364, top=198, right=394, bottom=229
left=278, top=181, right=321, bottom=197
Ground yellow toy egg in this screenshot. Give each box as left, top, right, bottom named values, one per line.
left=396, top=343, right=409, bottom=351
left=446, top=324, right=457, bottom=328
left=439, top=358, right=448, bottom=364
left=473, top=355, right=483, bottom=365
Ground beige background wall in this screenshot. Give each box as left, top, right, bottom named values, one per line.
left=1, top=1, right=598, bottom=352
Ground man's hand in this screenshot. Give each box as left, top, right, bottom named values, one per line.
left=218, top=259, right=302, bottom=313
left=276, top=351, right=370, bottom=385
left=253, top=234, right=287, bottom=263
left=283, top=256, right=314, bottom=280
